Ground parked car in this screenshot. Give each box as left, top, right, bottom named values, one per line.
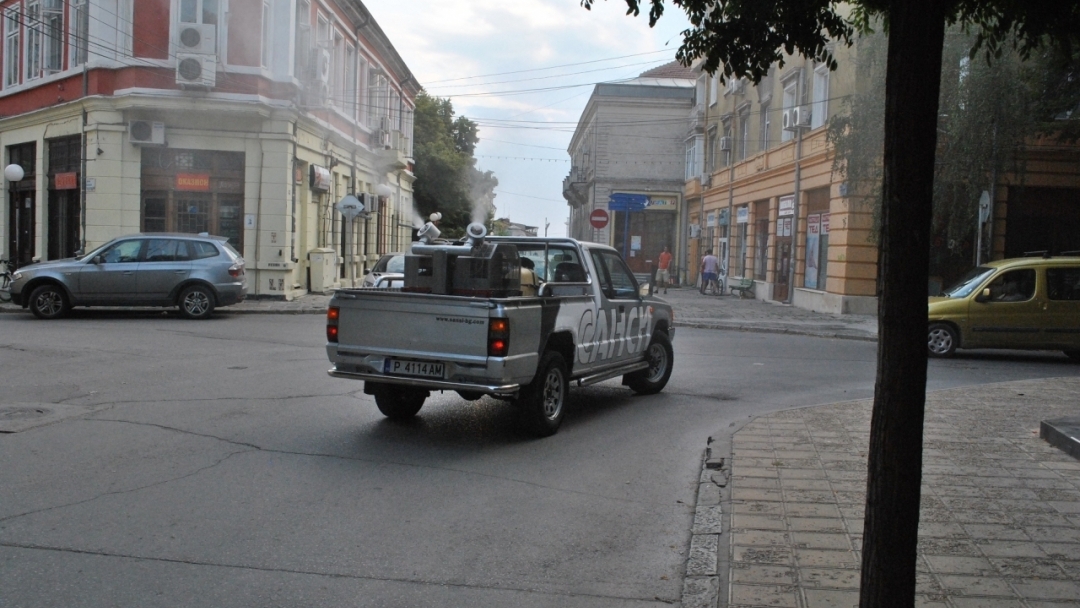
left=9, top=233, right=246, bottom=320
left=927, top=255, right=1080, bottom=359
left=361, top=253, right=405, bottom=288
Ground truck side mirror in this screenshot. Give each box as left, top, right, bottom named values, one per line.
left=974, top=287, right=991, bottom=303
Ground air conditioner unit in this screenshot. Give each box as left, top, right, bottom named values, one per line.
left=317, top=48, right=331, bottom=84
left=379, top=116, right=392, bottom=132
left=176, top=53, right=216, bottom=88
left=375, top=129, right=390, bottom=149
left=177, top=23, right=216, bottom=54
left=701, top=172, right=711, bottom=187
left=719, top=136, right=733, bottom=151
left=129, top=120, right=166, bottom=145
left=794, top=106, right=812, bottom=128
left=782, top=109, right=795, bottom=131
left=303, top=81, right=330, bottom=107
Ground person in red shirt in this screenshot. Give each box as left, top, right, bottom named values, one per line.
left=656, top=245, right=673, bottom=294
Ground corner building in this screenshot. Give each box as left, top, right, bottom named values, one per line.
left=1, top=0, right=417, bottom=299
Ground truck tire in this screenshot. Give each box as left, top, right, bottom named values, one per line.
left=372, top=384, right=428, bottom=420
left=625, top=331, right=673, bottom=395
left=518, top=351, right=568, bottom=437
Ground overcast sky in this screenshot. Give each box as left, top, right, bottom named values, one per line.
left=361, top=0, right=692, bottom=237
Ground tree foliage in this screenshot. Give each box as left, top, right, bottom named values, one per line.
left=412, top=92, right=495, bottom=238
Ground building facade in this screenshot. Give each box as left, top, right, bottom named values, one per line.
left=689, top=45, right=1080, bottom=314
left=563, top=63, right=695, bottom=282
left=1, top=0, right=418, bottom=299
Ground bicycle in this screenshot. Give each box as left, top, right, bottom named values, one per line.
left=0, top=259, right=13, bottom=302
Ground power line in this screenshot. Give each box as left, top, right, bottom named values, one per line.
left=422, top=49, right=675, bottom=85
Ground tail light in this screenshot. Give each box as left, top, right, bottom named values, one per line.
left=488, top=317, right=509, bottom=357
left=327, top=306, right=339, bottom=343
left=228, top=262, right=244, bottom=278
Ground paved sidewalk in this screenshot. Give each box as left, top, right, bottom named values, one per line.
left=1, top=286, right=880, bottom=341
left=684, top=377, right=1080, bottom=608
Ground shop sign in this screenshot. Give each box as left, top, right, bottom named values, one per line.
left=777, top=217, right=793, bottom=237
left=53, top=172, right=78, bottom=190
left=821, top=213, right=831, bottom=234
left=778, top=195, right=795, bottom=217
left=647, top=196, right=676, bottom=210
left=310, top=165, right=332, bottom=192
left=718, top=208, right=729, bottom=226
left=736, top=206, right=749, bottom=224
left=176, top=173, right=211, bottom=191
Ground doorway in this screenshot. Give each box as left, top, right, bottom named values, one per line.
left=6, top=142, right=37, bottom=267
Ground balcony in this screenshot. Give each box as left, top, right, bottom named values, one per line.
left=562, top=166, right=588, bottom=207
left=688, top=105, right=705, bottom=135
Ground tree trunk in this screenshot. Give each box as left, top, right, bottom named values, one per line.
left=858, top=1, right=946, bottom=607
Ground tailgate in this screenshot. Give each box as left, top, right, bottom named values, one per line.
left=333, top=290, right=491, bottom=362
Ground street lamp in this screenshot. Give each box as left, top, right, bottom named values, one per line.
left=5, top=163, right=25, bottom=266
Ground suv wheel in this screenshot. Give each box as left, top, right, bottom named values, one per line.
left=625, top=331, right=674, bottom=395
left=179, top=285, right=215, bottom=320
left=29, top=284, right=70, bottom=320
left=928, top=323, right=958, bottom=357
left=518, top=351, right=568, bottom=437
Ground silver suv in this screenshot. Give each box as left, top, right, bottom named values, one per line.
left=9, top=233, right=246, bottom=320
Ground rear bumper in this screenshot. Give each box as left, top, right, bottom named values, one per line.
left=327, top=366, right=521, bottom=397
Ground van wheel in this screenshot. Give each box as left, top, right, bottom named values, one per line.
left=927, top=323, right=958, bottom=358
left=372, top=384, right=428, bottom=419
left=518, top=351, right=568, bottom=437
left=625, top=331, right=674, bottom=395
left=1064, top=350, right=1080, bottom=362
left=179, top=285, right=215, bottom=320
left=29, top=284, right=70, bottom=319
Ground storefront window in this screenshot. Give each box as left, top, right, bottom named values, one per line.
left=140, top=149, right=245, bottom=250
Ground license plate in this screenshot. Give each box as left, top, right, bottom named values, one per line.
left=384, top=359, right=445, bottom=379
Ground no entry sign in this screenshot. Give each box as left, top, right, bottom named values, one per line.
left=589, top=208, right=609, bottom=229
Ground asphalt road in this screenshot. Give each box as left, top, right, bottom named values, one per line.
left=2, top=312, right=1077, bottom=607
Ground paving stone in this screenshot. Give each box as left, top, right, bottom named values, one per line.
left=735, top=530, right=792, bottom=547
left=803, top=588, right=859, bottom=608
left=738, top=476, right=782, bottom=489
left=739, top=488, right=785, bottom=502
left=698, top=481, right=722, bottom=506
left=784, top=489, right=838, bottom=503
left=780, top=478, right=829, bottom=490
left=733, top=545, right=794, bottom=565
left=732, top=514, right=787, bottom=531
left=799, top=567, right=860, bottom=589
left=976, top=540, right=1049, bottom=558
left=1009, top=579, right=1080, bottom=601
left=962, top=524, right=1031, bottom=541
left=1037, top=542, right=1080, bottom=559
left=990, top=557, right=1069, bottom=579
left=729, top=583, right=799, bottom=607
left=949, top=599, right=1024, bottom=608
left=919, top=537, right=983, bottom=556
left=791, top=532, right=852, bottom=550
left=1023, top=526, right=1080, bottom=543
left=1047, top=501, right=1080, bottom=514
left=729, top=563, right=796, bottom=585
left=733, top=467, right=782, bottom=479
left=687, top=534, right=720, bottom=576
left=937, top=574, right=1018, bottom=597
left=786, top=502, right=842, bottom=519
left=922, top=555, right=997, bottom=575
left=779, top=468, right=828, bottom=480
left=788, top=517, right=845, bottom=533
left=919, top=522, right=968, bottom=538
left=794, top=549, right=859, bottom=568
left=734, top=501, right=785, bottom=516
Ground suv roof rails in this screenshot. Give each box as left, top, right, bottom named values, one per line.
left=1061, top=250, right=1080, bottom=256
left=1023, top=250, right=1050, bottom=259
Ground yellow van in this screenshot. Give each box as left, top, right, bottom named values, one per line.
left=927, top=256, right=1080, bottom=359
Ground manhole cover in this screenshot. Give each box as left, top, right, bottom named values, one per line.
left=0, top=406, right=52, bottom=420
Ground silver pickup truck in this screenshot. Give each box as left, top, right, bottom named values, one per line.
left=326, top=226, right=674, bottom=436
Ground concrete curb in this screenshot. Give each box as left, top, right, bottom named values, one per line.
left=1041, top=417, right=1080, bottom=460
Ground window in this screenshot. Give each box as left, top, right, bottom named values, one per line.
left=738, top=106, right=751, bottom=161
left=721, top=120, right=732, bottom=167
left=706, top=127, right=718, bottom=173
left=345, top=44, right=357, bottom=117
left=43, top=0, right=62, bottom=73
left=684, top=136, right=702, bottom=181
left=331, top=31, right=343, bottom=107
left=179, top=0, right=218, bottom=25
left=70, top=0, right=88, bottom=67
left=4, top=7, right=19, bottom=87
left=294, top=0, right=310, bottom=78
left=356, top=55, right=368, bottom=122
left=1047, top=268, right=1080, bottom=301
left=737, top=215, right=748, bottom=276
left=102, top=240, right=144, bottom=264
left=261, top=0, right=272, bottom=68
left=368, top=71, right=388, bottom=129
left=709, top=74, right=718, bottom=105
left=986, top=269, right=1036, bottom=302
left=390, top=89, right=401, bottom=130
left=811, top=64, right=829, bottom=129
left=591, top=251, right=639, bottom=300
left=759, top=101, right=771, bottom=151
left=781, top=78, right=798, bottom=142
left=25, top=0, right=42, bottom=80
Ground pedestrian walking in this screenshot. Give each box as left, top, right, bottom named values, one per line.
left=656, top=246, right=673, bottom=294
left=701, top=249, right=721, bottom=295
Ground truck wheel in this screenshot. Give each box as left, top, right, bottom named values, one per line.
left=372, top=385, right=428, bottom=420
left=519, top=351, right=568, bottom=437
left=927, top=323, right=958, bottom=358
left=625, top=331, right=673, bottom=395
left=29, top=284, right=70, bottom=320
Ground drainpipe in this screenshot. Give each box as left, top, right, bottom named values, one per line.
left=80, top=63, right=88, bottom=252
left=786, top=125, right=803, bottom=304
